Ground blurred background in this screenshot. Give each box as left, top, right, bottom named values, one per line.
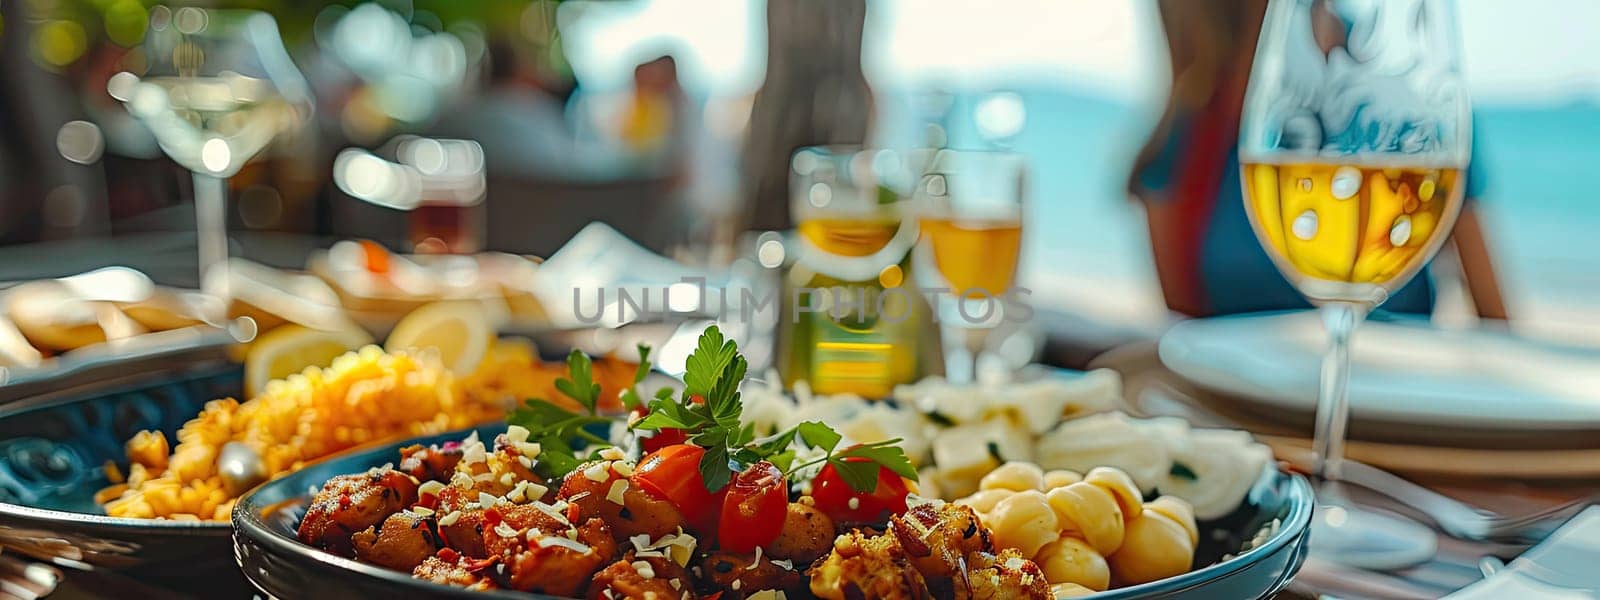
left=0, top=0, right=1597, bottom=348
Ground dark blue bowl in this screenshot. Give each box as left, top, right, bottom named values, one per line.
left=0, top=360, right=253, bottom=592
left=234, top=424, right=1313, bottom=600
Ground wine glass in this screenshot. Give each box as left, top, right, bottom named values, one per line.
left=108, top=7, right=312, bottom=300
left=1239, top=0, right=1470, bottom=567
left=912, top=149, right=1027, bottom=383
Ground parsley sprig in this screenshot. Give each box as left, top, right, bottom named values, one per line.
left=506, top=347, right=652, bottom=479
left=631, top=326, right=917, bottom=493
left=632, top=326, right=754, bottom=490
left=784, top=422, right=919, bottom=492
left=507, top=325, right=918, bottom=495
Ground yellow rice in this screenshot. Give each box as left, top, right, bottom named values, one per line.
left=102, top=344, right=522, bottom=521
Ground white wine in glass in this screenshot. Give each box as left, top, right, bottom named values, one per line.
left=918, top=215, right=1023, bottom=301
left=1243, top=161, right=1464, bottom=304
left=912, top=150, right=1027, bottom=383
left=1239, top=0, right=1470, bottom=568
left=111, top=8, right=311, bottom=301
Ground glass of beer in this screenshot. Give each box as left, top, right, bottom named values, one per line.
left=912, top=150, right=1027, bottom=383
left=1239, top=0, right=1471, bottom=566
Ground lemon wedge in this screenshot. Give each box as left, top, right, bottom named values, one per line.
left=245, top=324, right=373, bottom=397
left=384, top=300, right=493, bottom=375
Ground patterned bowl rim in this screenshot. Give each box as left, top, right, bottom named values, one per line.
left=1093, top=468, right=1314, bottom=597
left=0, top=361, right=240, bottom=533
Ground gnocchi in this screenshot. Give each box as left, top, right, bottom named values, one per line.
left=956, top=463, right=1197, bottom=591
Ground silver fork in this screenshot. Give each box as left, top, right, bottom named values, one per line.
left=1341, top=459, right=1593, bottom=542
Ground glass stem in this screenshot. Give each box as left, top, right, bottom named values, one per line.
left=942, top=325, right=988, bottom=384
left=194, top=172, right=230, bottom=300
left=966, top=327, right=988, bottom=382
left=1314, top=301, right=1368, bottom=481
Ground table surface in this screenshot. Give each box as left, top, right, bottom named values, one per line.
left=1090, top=341, right=1600, bottom=600
left=0, top=284, right=1587, bottom=598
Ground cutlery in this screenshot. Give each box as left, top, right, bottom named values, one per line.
left=1339, top=459, right=1588, bottom=542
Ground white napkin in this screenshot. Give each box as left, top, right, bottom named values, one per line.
left=1445, top=506, right=1600, bottom=598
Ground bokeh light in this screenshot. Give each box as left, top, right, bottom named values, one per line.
left=32, top=19, right=87, bottom=69
left=104, top=0, right=148, bottom=47
left=756, top=237, right=785, bottom=268
left=56, top=120, right=104, bottom=165
left=974, top=91, right=1026, bottom=142
left=238, top=185, right=284, bottom=229
left=173, top=6, right=207, bottom=35
left=200, top=138, right=232, bottom=173
left=42, top=185, right=85, bottom=228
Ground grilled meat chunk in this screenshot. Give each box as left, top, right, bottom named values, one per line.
left=769, top=502, right=837, bottom=564
left=482, top=504, right=619, bottom=596
left=298, top=469, right=419, bottom=556
left=352, top=510, right=442, bottom=571
left=588, top=552, right=697, bottom=600
left=398, top=443, right=465, bottom=483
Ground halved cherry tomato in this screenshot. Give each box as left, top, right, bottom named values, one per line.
left=631, top=444, right=726, bottom=534
left=810, top=458, right=912, bottom=523
left=640, top=426, right=689, bottom=454
left=634, top=395, right=704, bottom=453
left=717, top=461, right=787, bottom=552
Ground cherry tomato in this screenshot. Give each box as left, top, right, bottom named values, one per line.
left=631, top=444, right=726, bottom=533
left=810, top=458, right=912, bottom=523
left=641, top=429, right=689, bottom=453
left=717, top=461, right=787, bottom=552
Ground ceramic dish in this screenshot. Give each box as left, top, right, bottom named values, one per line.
left=233, top=424, right=1313, bottom=600
left=0, top=359, right=251, bottom=593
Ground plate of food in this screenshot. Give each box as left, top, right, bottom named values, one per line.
left=0, top=266, right=237, bottom=394
left=233, top=326, right=1312, bottom=599
left=0, top=299, right=642, bottom=592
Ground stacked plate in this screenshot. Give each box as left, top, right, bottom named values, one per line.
left=1158, top=311, right=1600, bottom=477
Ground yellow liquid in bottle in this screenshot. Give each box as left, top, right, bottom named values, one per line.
left=797, top=217, right=901, bottom=257
left=785, top=215, right=920, bottom=397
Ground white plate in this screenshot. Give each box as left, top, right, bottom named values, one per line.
left=1158, top=311, right=1600, bottom=431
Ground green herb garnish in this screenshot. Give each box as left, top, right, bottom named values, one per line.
left=619, top=344, right=653, bottom=411
left=507, top=349, right=616, bottom=479
left=631, top=326, right=916, bottom=494
left=780, top=421, right=917, bottom=492
left=513, top=325, right=919, bottom=495
left=632, top=326, right=752, bottom=491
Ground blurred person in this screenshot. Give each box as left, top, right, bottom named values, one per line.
left=431, top=39, right=596, bottom=179
left=564, top=49, right=732, bottom=255
left=567, top=50, right=696, bottom=179
left=1128, top=0, right=1508, bottom=320
left=620, top=55, right=687, bottom=157
left=740, top=0, right=873, bottom=233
